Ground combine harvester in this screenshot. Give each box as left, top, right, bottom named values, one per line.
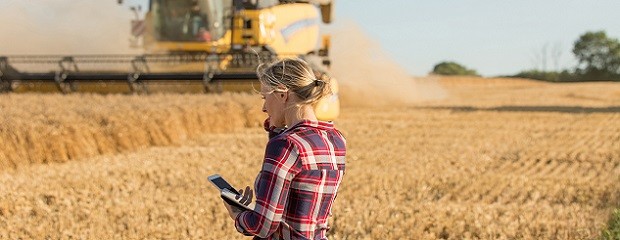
left=0, top=0, right=339, bottom=120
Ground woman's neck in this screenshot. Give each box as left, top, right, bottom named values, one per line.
left=286, top=105, right=317, bottom=127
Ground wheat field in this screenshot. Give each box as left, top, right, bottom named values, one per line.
left=0, top=77, right=619, bottom=239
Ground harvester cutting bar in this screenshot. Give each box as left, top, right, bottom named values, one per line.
left=0, top=52, right=287, bottom=93
left=13, top=72, right=257, bottom=82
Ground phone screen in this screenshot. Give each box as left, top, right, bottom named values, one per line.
left=209, top=176, right=240, bottom=194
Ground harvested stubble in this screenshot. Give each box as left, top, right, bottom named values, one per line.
left=0, top=77, right=619, bottom=239
left=0, top=93, right=265, bottom=169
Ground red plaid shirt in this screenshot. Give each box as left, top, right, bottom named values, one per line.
left=235, top=120, right=346, bottom=239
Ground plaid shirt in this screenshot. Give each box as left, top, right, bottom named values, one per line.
left=235, top=120, right=346, bottom=239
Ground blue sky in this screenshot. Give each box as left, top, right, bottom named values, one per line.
left=1, top=1, right=619, bottom=76
left=334, top=0, right=620, bottom=76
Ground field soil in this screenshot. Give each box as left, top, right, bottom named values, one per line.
left=0, top=77, right=619, bottom=239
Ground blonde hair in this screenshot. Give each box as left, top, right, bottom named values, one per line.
left=257, top=58, right=331, bottom=106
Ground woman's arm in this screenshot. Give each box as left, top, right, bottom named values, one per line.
left=234, top=137, right=301, bottom=238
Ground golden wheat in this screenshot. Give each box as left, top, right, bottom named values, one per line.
left=0, top=93, right=265, bottom=169
left=0, top=77, right=619, bottom=239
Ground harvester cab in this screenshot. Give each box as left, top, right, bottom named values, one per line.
left=0, top=0, right=339, bottom=120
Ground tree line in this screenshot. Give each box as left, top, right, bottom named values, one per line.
left=432, top=31, right=620, bottom=82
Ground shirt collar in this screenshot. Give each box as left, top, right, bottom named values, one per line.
left=284, top=119, right=334, bottom=133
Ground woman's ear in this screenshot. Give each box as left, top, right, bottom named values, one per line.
left=279, top=91, right=289, bottom=103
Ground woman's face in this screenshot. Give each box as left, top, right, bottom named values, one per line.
left=261, top=83, right=286, bottom=127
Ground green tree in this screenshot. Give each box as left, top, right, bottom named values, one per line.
left=432, top=61, right=479, bottom=76
left=573, top=31, right=620, bottom=80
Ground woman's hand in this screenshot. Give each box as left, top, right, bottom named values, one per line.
left=223, top=186, right=254, bottom=220
left=223, top=201, right=242, bottom=220
left=236, top=186, right=254, bottom=206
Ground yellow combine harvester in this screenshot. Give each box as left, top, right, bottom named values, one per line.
left=0, top=0, right=339, bottom=120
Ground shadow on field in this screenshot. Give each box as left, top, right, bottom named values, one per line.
left=418, top=105, right=620, bottom=114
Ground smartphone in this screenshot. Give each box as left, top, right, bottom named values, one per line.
left=208, top=174, right=241, bottom=195
left=208, top=174, right=252, bottom=210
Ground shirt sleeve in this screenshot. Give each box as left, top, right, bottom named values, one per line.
left=235, top=136, right=301, bottom=238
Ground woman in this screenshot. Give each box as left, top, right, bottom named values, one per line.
left=223, top=58, right=346, bottom=239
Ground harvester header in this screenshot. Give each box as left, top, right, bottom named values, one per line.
left=0, top=53, right=275, bottom=93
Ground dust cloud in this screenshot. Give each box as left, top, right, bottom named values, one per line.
left=324, top=21, right=447, bottom=107
left=0, top=1, right=141, bottom=55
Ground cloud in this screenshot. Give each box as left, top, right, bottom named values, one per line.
left=0, top=1, right=141, bottom=55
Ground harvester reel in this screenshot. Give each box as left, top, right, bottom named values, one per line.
left=231, top=52, right=251, bottom=68
left=128, top=56, right=150, bottom=94
left=203, top=55, right=222, bottom=93
left=55, top=57, right=79, bottom=94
